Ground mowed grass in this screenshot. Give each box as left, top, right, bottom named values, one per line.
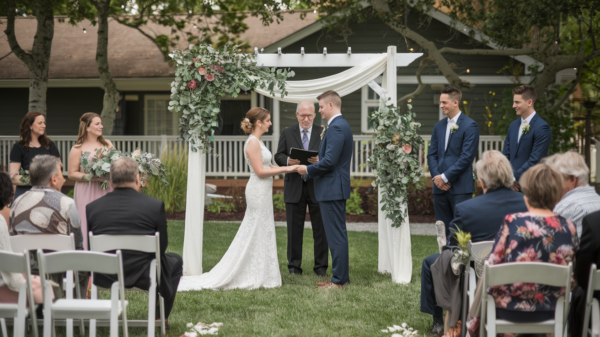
left=55, top=221, right=439, bottom=336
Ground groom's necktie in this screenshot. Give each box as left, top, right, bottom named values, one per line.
left=302, top=129, right=309, bottom=150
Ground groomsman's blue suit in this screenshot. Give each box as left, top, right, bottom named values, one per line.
left=306, top=114, right=353, bottom=285
left=502, top=113, right=552, bottom=181
left=427, top=113, right=479, bottom=240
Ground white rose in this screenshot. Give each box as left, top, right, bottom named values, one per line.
left=386, top=144, right=396, bottom=151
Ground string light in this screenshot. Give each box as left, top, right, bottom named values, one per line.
left=409, top=48, right=414, bottom=52
left=466, top=69, right=470, bottom=73
left=408, top=99, right=412, bottom=102
left=83, top=28, right=86, bottom=33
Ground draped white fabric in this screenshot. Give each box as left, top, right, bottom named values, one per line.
left=253, top=54, right=387, bottom=103
left=183, top=147, right=206, bottom=276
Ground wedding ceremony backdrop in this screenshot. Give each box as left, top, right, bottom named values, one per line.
left=179, top=45, right=423, bottom=284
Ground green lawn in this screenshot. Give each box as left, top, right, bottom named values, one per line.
left=60, top=221, right=439, bottom=336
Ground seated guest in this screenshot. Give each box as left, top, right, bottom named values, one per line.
left=87, top=157, right=182, bottom=326
left=544, top=151, right=600, bottom=238
left=467, top=163, right=578, bottom=337
left=0, top=182, right=49, bottom=304
left=422, top=150, right=527, bottom=334
left=569, top=209, right=600, bottom=336
left=0, top=172, right=12, bottom=224
left=9, top=155, right=83, bottom=296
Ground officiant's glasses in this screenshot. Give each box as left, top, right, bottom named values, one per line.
left=297, top=113, right=315, bottom=120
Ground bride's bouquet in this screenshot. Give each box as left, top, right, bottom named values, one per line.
left=127, top=149, right=168, bottom=189
left=81, top=148, right=123, bottom=189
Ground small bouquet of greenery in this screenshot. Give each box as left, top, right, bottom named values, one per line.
left=450, top=228, right=472, bottom=275
left=127, top=149, right=168, bottom=190
left=19, top=168, right=30, bottom=186
left=81, top=148, right=123, bottom=189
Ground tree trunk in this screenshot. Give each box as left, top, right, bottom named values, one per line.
left=94, top=0, right=119, bottom=135
left=4, top=0, right=55, bottom=115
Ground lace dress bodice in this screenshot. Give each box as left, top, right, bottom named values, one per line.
left=178, top=135, right=281, bottom=291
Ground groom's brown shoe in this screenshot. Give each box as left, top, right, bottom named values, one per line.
left=319, top=282, right=347, bottom=289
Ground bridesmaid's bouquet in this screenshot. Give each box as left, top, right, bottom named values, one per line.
left=81, top=148, right=123, bottom=189
left=127, top=149, right=168, bottom=189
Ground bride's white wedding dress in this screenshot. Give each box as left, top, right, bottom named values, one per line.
left=178, top=135, right=282, bottom=291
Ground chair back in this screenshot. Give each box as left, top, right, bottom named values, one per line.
left=88, top=232, right=161, bottom=286
left=0, top=250, right=38, bottom=337
left=582, top=264, right=600, bottom=336
left=435, top=221, right=446, bottom=253
left=469, top=241, right=494, bottom=262
left=10, top=233, right=75, bottom=253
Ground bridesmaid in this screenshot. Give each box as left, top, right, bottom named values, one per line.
left=9, top=112, right=61, bottom=200
left=68, top=113, right=114, bottom=250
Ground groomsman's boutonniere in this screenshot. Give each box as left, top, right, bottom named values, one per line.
left=450, top=124, right=459, bottom=134
left=320, top=125, right=327, bottom=139
left=522, top=125, right=531, bottom=135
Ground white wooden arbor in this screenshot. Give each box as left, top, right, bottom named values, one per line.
left=182, top=46, right=422, bottom=283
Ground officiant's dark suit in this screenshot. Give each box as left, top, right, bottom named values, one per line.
left=87, top=174, right=183, bottom=320
left=275, top=102, right=328, bottom=276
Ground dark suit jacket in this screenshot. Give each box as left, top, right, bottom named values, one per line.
left=427, top=113, right=480, bottom=195
left=502, top=113, right=551, bottom=181
left=575, top=210, right=600, bottom=292
left=448, top=187, right=528, bottom=246
left=274, top=124, right=322, bottom=203
left=86, top=188, right=174, bottom=299
left=306, top=115, right=353, bottom=202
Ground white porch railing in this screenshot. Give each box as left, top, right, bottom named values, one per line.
left=0, top=134, right=505, bottom=178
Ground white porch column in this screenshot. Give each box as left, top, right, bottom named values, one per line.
left=183, top=147, right=206, bottom=276
left=378, top=46, right=412, bottom=284
left=272, top=98, right=281, bottom=154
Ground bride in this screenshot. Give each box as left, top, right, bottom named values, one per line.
left=178, top=107, right=298, bottom=291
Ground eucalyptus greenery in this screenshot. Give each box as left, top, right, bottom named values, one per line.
left=368, top=104, right=423, bottom=228
left=168, top=43, right=293, bottom=151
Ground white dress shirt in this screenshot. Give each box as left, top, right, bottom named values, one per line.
left=518, top=111, right=536, bottom=143
left=328, top=113, right=342, bottom=125
left=441, top=112, right=461, bottom=183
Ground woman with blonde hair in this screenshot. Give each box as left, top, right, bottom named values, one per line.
left=178, top=107, right=298, bottom=291
left=68, top=113, right=114, bottom=249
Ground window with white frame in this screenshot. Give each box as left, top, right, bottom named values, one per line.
left=361, top=85, right=380, bottom=133
left=145, top=95, right=178, bottom=135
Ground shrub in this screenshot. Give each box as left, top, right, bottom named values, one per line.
left=66, top=188, right=74, bottom=199
left=273, top=192, right=286, bottom=212
left=346, top=188, right=364, bottom=215
left=226, top=182, right=246, bottom=212
left=144, top=143, right=188, bottom=213
left=365, top=190, right=378, bottom=215
left=206, top=199, right=236, bottom=213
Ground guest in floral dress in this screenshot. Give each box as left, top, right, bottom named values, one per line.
left=468, top=163, right=579, bottom=336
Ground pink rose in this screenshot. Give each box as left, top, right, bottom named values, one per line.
left=211, top=64, right=218, bottom=71
left=187, top=79, right=197, bottom=90
left=192, top=58, right=198, bottom=62
left=219, top=66, right=225, bottom=73
left=402, top=144, right=412, bottom=154
left=198, top=67, right=207, bottom=75
left=205, top=74, right=215, bottom=81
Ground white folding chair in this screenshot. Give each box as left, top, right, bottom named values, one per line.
left=88, top=232, right=165, bottom=337
left=9, top=233, right=83, bottom=336
left=435, top=221, right=446, bottom=253
left=582, top=264, right=600, bottom=337
left=481, top=261, right=572, bottom=336
left=467, top=240, right=494, bottom=309
left=37, top=249, right=128, bottom=337
left=0, top=251, right=38, bottom=337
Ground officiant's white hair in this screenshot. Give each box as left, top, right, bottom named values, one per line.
left=296, top=101, right=315, bottom=113
left=475, top=150, right=513, bottom=190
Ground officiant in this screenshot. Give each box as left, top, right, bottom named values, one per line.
left=275, top=101, right=328, bottom=276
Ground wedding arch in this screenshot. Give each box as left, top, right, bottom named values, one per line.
left=171, top=45, right=422, bottom=284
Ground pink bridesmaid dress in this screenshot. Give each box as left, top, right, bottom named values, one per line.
left=74, top=154, right=113, bottom=250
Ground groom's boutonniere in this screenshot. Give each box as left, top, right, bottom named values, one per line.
left=320, top=125, right=327, bottom=139
left=521, top=124, right=531, bottom=135
left=450, top=124, right=459, bottom=134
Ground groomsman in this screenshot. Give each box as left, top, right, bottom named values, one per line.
left=274, top=101, right=328, bottom=276
left=502, top=85, right=551, bottom=190
left=427, top=86, right=480, bottom=240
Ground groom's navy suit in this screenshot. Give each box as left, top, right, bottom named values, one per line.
left=502, top=113, right=551, bottom=181
left=427, top=112, right=479, bottom=240
left=306, top=114, right=353, bottom=285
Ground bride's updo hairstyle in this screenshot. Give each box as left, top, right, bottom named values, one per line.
left=240, top=107, right=270, bottom=134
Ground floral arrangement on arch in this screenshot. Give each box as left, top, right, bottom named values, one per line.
left=168, top=43, right=293, bottom=151
left=368, top=104, right=424, bottom=228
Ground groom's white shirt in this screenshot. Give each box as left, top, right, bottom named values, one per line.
left=327, top=113, right=342, bottom=125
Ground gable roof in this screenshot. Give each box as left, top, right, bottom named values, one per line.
left=0, top=11, right=318, bottom=80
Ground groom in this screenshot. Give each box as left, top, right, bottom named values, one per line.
left=297, top=90, right=353, bottom=289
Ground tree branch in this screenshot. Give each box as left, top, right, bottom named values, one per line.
left=112, top=17, right=170, bottom=60
left=0, top=51, right=13, bottom=61
left=585, top=48, right=600, bottom=62
left=438, top=47, right=536, bottom=56
left=4, top=0, right=32, bottom=66
left=547, top=67, right=581, bottom=113
left=398, top=57, right=431, bottom=104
